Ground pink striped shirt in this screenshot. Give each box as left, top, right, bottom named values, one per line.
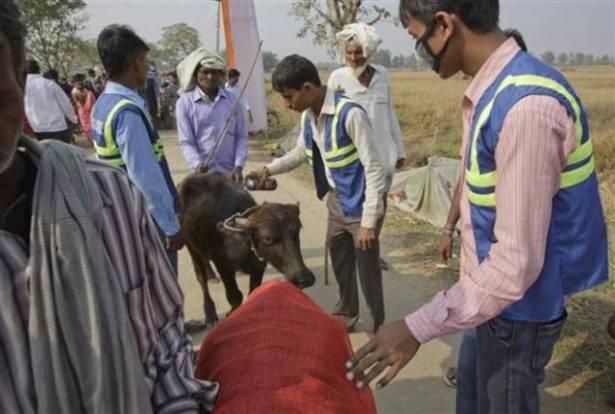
left=406, top=38, right=578, bottom=343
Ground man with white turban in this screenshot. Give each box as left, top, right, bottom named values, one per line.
left=175, top=47, right=247, bottom=183
left=329, top=23, right=406, bottom=173
left=328, top=23, right=406, bottom=269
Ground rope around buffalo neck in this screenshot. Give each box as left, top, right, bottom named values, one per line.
left=222, top=209, right=266, bottom=263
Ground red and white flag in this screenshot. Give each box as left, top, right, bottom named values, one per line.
left=221, top=0, right=267, bottom=132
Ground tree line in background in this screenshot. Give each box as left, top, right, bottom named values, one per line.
left=539, top=51, right=614, bottom=66
left=367, top=49, right=614, bottom=70
left=19, top=0, right=284, bottom=77
left=18, top=0, right=613, bottom=78
left=19, top=0, right=206, bottom=76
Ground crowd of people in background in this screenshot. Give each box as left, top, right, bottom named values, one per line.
left=22, top=58, right=187, bottom=145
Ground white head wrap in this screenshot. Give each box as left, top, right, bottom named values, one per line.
left=335, top=23, right=382, bottom=61
left=176, top=46, right=227, bottom=92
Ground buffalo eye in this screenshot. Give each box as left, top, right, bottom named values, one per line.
left=260, top=236, right=275, bottom=246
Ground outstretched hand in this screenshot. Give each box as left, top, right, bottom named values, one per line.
left=345, top=320, right=420, bottom=389
left=246, top=167, right=270, bottom=187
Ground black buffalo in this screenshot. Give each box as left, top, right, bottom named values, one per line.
left=179, top=172, right=315, bottom=327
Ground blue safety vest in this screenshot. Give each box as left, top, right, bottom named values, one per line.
left=303, top=93, right=366, bottom=218
left=91, top=93, right=180, bottom=212
left=465, top=51, right=608, bottom=321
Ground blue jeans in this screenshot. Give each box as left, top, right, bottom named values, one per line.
left=456, top=329, right=478, bottom=414
left=456, top=313, right=566, bottom=414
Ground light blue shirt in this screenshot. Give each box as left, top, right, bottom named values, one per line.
left=175, top=87, right=247, bottom=175
left=99, top=81, right=180, bottom=236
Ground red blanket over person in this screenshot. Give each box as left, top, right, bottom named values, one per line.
left=195, top=280, right=377, bottom=413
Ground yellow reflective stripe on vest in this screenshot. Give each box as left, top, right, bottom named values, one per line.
left=469, top=74, right=585, bottom=177
left=96, top=99, right=164, bottom=166
left=326, top=98, right=359, bottom=168
left=327, top=151, right=360, bottom=168
left=96, top=99, right=136, bottom=159
left=325, top=143, right=356, bottom=160
left=467, top=191, right=496, bottom=207
left=153, top=140, right=165, bottom=161
left=561, top=156, right=595, bottom=188
left=465, top=169, right=496, bottom=188
left=468, top=156, right=595, bottom=207
left=466, top=74, right=594, bottom=207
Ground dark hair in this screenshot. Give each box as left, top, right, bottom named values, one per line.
left=25, top=58, right=40, bottom=74
left=72, top=72, right=86, bottom=83
left=272, top=54, right=321, bottom=92
left=399, top=0, right=499, bottom=33
left=504, top=28, right=527, bottom=52
left=88, top=68, right=96, bottom=77
left=44, top=68, right=59, bottom=81
left=228, top=68, right=240, bottom=78
left=0, top=0, right=26, bottom=72
left=97, top=25, right=149, bottom=79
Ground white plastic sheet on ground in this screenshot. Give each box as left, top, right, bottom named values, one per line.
left=389, top=157, right=461, bottom=229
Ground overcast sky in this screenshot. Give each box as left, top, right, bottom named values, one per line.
left=83, top=0, right=615, bottom=62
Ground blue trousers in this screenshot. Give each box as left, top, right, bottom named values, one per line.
left=456, top=313, right=566, bottom=414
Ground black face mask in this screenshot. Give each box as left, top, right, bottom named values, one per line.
left=415, top=19, right=451, bottom=73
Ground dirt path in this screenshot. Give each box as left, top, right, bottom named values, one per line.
left=159, top=132, right=611, bottom=413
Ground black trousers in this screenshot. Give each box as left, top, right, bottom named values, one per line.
left=326, top=193, right=385, bottom=332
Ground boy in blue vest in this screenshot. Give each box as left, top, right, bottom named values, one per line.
left=251, top=55, right=389, bottom=333
left=346, top=1, right=609, bottom=412
left=91, top=25, right=183, bottom=271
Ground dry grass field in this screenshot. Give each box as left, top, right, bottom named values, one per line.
left=264, top=65, right=615, bottom=405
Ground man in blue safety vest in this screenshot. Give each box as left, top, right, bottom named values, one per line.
left=250, top=55, right=389, bottom=333
left=91, top=25, right=183, bottom=271
left=346, top=1, right=609, bottom=413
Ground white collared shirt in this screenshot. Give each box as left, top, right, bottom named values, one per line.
left=327, top=65, right=405, bottom=174
left=267, top=87, right=387, bottom=228
left=24, top=74, right=77, bottom=133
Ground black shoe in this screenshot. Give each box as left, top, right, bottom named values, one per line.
left=334, top=314, right=359, bottom=332
left=442, top=367, right=457, bottom=388
left=379, top=257, right=389, bottom=271
left=185, top=319, right=209, bottom=333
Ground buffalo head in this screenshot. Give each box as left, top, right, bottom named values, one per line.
left=217, top=202, right=315, bottom=289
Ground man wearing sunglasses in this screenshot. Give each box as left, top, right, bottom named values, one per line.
left=346, top=1, right=609, bottom=413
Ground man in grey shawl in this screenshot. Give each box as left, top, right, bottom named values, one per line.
left=0, top=2, right=218, bottom=412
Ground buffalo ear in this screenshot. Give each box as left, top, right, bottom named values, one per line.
left=288, top=202, right=300, bottom=216
left=216, top=221, right=225, bottom=232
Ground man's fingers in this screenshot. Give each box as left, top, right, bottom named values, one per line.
left=377, top=359, right=405, bottom=389
left=362, top=358, right=391, bottom=386
left=351, top=349, right=385, bottom=380
left=347, top=338, right=378, bottom=370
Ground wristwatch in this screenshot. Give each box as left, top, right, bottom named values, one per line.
left=441, top=225, right=456, bottom=236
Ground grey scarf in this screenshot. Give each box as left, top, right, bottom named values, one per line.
left=25, top=138, right=152, bottom=414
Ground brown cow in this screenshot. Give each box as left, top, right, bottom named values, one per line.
left=179, top=172, right=315, bottom=327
